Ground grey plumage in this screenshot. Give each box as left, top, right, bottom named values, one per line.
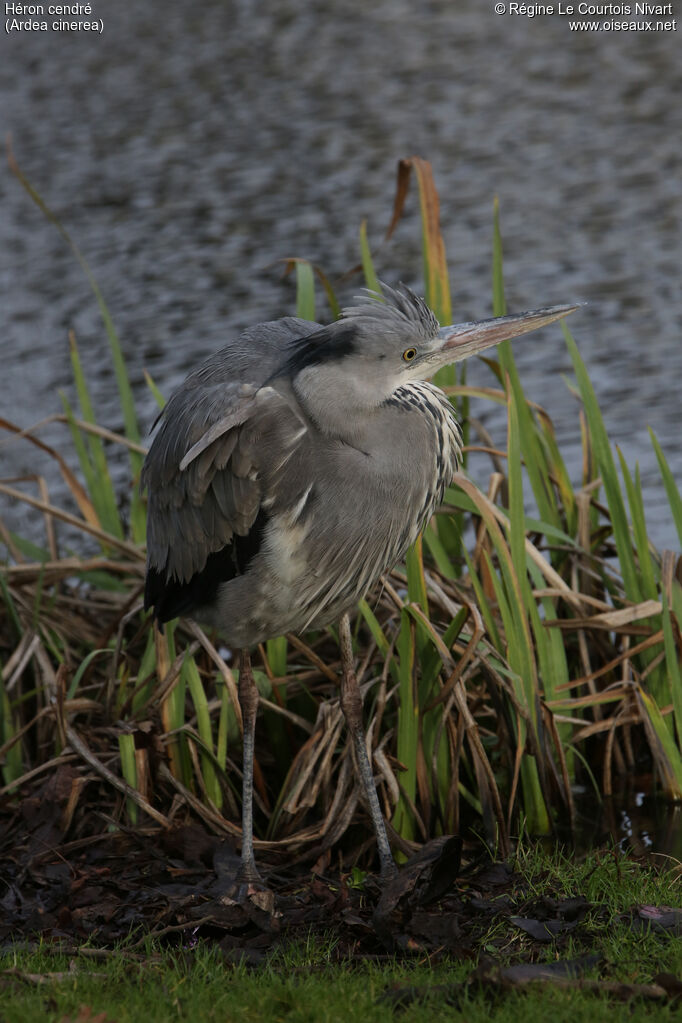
left=142, top=284, right=578, bottom=883
left=143, top=289, right=459, bottom=643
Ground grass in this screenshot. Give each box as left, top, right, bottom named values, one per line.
left=1, top=151, right=681, bottom=867
left=1, top=846, right=681, bottom=1022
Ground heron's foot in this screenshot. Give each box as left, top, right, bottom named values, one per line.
left=379, top=856, right=399, bottom=884
left=227, top=858, right=273, bottom=907
left=236, top=857, right=264, bottom=886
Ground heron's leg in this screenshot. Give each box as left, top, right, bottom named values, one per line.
left=237, top=648, right=262, bottom=883
left=338, top=612, right=396, bottom=879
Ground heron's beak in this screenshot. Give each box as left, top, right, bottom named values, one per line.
left=436, top=304, right=580, bottom=363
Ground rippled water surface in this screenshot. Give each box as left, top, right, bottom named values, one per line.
left=1, top=1, right=680, bottom=546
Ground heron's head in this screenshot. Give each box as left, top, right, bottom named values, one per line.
left=287, top=284, right=578, bottom=437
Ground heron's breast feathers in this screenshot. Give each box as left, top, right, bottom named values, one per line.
left=386, top=381, right=461, bottom=500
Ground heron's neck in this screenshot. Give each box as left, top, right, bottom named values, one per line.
left=292, top=364, right=394, bottom=444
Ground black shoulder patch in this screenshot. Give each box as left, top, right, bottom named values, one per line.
left=145, top=509, right=268, bottom=625
left=284, top=323, right=359, bottom=376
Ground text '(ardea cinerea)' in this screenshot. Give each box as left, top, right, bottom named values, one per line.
left=142, top=285, right=578, bottom=882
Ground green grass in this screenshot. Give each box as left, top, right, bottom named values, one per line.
left=1, top=847, right=680, bottom=1022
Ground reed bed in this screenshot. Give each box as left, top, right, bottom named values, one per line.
left=1, top=154, right=681, bottom=869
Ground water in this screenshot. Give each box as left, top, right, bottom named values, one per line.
left=565, top=785, right=682, bottom=862
left=1, top=0, right=681, bottom=550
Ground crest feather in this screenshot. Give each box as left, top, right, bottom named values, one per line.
left=341, top=282, right=440, bottom=340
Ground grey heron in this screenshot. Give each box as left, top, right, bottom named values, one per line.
left=142, top=285, right=577, bottom=883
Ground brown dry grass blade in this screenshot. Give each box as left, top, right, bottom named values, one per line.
left=6, top=557, right=143, bottom=584
left=286, top=631, right=339, bottom=684
left=453, top=471, right=586, bottom=613
left=385, top=156, right=451, bottom=323
left=0, top=416, right=99, bottom=527
left=65, top=723, right=170, bottom=828
left=0, top=482, right=143, bottom=559
left=554, top=631, right=665, bottom=694
left=186, top=621, right=242, bottom=730
left=279, top=706, right=345, bottom=815
left=546, top=600, right=663, bottom=632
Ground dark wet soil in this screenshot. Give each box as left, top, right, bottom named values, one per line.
left=2, top=763, right=681, bottom=1003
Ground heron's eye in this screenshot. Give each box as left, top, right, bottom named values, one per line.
left=402, top=347, right=417, bottom=363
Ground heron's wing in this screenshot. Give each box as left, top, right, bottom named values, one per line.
left=142, top=381, right=308, bottom=594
